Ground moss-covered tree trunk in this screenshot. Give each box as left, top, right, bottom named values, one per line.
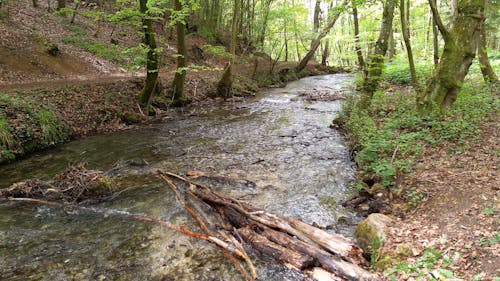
left=400, top=0, right=418, bottom=90
left=216, top=0, right=238, bottom=98
left=171, top=0, right=188, bottom=106
left=295, top=0, right=348, bottom=73
left=136, top=0, right=159, bottom=110
left=477, top=19, right=499, bottom=84
left=359, top=0, right=397, bottom=108
left=417, top=0, right=485, bottom=113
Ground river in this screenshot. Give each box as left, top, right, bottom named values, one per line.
left=0, top=74, right=359, bottom=280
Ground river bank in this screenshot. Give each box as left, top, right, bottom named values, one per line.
left=339, top=70, right=499, bottom=279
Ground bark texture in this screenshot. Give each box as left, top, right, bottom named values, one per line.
left=136, top=0, right=159, bottom=110
left=477, top=19, right=499, bottom=84
left=171, top=0, right=188, bottom=106
left=400, top=0, right=418, bottom=90
left=418, top=0, right=485, bottom=112
left=359, top=0, right=397, bottom=107
left=216, top=0, right=238, bottom=98
left=352, top=2, right=365, bottom=73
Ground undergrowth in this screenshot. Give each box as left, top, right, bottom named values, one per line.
left=0, top=93, right=69, bottom=164
left=340, top=81, right=498, bottom=189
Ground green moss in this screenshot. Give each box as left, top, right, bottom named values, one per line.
left=0, top=93, right=70, bottom=164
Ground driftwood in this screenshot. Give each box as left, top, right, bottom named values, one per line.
left=6, top=170, right=376, bottom=281
left=159, top=171, right=376, bottom=281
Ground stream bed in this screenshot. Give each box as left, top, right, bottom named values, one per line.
left=0, top=74, right=359, bottom=280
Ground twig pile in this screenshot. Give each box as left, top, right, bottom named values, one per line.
left=0, top=164, right=115, bottom=203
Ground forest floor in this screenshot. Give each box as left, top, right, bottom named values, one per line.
left=382, top=119, right=499, bottom=280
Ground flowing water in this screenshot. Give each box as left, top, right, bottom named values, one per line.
left=0, top=74, right=359, bottom=280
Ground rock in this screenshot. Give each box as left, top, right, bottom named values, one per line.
left=355, top=213, right=393, bottom=257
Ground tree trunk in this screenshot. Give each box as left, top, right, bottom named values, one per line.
left=295, top=0, right=348, bottom=73
left=32, top=0, right=38, bottom=8
left=477, top=17, right=499, bottom=84
left=432, top=7, right=439, bottom=67
left=171, top=0, right=188, bottom=106
left=312, top=0, right=321, bottom=59
left=400, top=0, right=418, bottom=90
left=136, top=0, right=159, bottom=110
left=216, top=0, right=238, bottom=98
left=417, top=0, right=485, bottom=112
left=70, top=0, right=80, bottom=24
left=352, top=2, right=365, bottom=73
left=321, top=39, right=329, bottom=66
left=387, top=25, right=396, bottom=61
left=359, top=0, right=397, bottom=108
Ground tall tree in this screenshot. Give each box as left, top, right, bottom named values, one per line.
left=352, top=1, right=365, bottom=72
left=359, top=0, right=397, bottom=107
left=399, top=0, right=418, bottom=90
left=417, top=0, right=485, bottom=112
left=477, top=12, right=499, bottom=84
left=216, top=0, right=238, bottom=98
left=431, top=6, right=439, bottom=67
left=136, top=0, right=159, bottom=110
left=171, top=0, right=188, bottom=106
left=295, top=0, right=348, bottom=73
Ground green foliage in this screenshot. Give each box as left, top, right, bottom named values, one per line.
left=0, top=93, right=69, bottom=164
left=342, top=78, right=498, bottom=189
left=382, top=60, right=433, bottom=85
left=385, top=247, right=458, bottom=280
left=62, top=37, right=146, bottom=68
left=0, top=115, right=14, bottom=149
left=479, top=233, right=500, bottom=247
left=202, top=44, right=232, bottom=59
left=38, top=109, right=65, bottom=145
left=64, top=22, right=88, bottom=36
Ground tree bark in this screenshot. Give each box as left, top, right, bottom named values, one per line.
left=136, top=0, right=159, bottom=110
left=171, top=0, right=188, bottom=106
left=432, top=8, right=440, bottom=67
left=321, top=39, right=329, bottom=66
left=477, top=16, right=499, bottom=84
left=352, top=1, right=365, bottom=73
left=400, top=0, right=418, bottom=90
left=216, top=0, right=238, bottom=98
left=418, top=0, right=485, bottom=113
left=295, top=0, right=348, bottom=73
left=359, top=0, right=397, bottom=108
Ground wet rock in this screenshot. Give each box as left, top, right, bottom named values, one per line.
left=355, top=213, right=393, bottom=258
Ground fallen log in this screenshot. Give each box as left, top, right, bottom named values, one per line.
left=158, top=171, right=376, bottom=281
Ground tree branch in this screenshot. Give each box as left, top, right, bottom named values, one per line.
left=428, top=0, right=449, bottom=39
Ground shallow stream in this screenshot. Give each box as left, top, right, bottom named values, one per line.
left=0, top=74, right=359, bottom=280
